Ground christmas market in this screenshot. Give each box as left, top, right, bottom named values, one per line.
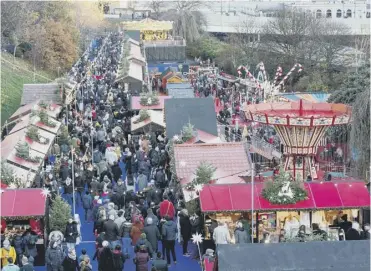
left=0, top=4, right=370, bottom=270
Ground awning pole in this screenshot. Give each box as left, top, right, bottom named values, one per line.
left=71, top=148, right=76, bottom=216
left=251, top=162, right=255, bottom=243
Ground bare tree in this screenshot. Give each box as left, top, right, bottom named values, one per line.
left=147, top=0, right=166, bottom=19
left=261, top=10, right=321, bottom=65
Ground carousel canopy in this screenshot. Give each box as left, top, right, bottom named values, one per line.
left=199, top=181, right=370, bottom=213
left=122, top=18, right=173, bottom=31
left=279, top=92, right=331, bottom=103
left=216, top=241, right=370, bottom=271
left=131, top=96, right=170, bottom=110
left=244, top=100, right=352, bottom=126
left=1, top=189, right=47, bottom=218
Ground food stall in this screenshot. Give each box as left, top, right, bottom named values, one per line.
left=200, top=181, right=370, bottom=243
left=1, top=188, right=49, bottom=265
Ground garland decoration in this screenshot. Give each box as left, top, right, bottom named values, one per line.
left=26, top=126, right=49, bottom=144
left=15, top=142, right=42, bottom=163
left=139, top=93, right=160, bottom=106
left=168, top=139, right=179, bottom=183
left=261, top=168, right=308, bottom=205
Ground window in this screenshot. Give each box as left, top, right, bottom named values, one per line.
left=346, top=9, right=352, bottom=17
left=326, top=9, right=332, bottom=18
left=367, top=12, right=370, bottom=18
left=336, top=9, right=342, bottom=17
left=316, top=9, right=322, bottom=18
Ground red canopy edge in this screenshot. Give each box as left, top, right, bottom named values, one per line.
left=0, top=188, right=47, bottom=218
left=199, top=182, right=370, bottom=213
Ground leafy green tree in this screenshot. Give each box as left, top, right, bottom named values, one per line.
left=49, top=196, right=72, bottom=232
left=192, top=162, right=216, bottom=187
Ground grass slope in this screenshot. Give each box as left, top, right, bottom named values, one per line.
left=1, top=53, right=57, bottom=125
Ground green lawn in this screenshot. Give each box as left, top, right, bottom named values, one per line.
left=1, top=53, right=57, bottom=125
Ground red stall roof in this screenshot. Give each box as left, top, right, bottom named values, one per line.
left=1, top=189, right=47, bottom=218
left=200, top=182, right=370, bottom=213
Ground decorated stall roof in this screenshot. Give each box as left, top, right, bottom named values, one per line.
left=279, top=92, right=331, bottom=103
left=217, top=72, right=240, bottom=83
left=168, top=88, right=194, bottom=98
left=174, top=142, right=251, bottom=186
left=164, top=98, right=217, bottom=138
left=2, top=163, right=36, bottom=186
left=216, top=241, right=370, bottom=271
left=9, top=100, right=62, bottom=122
left=199, top=181, right=370, bottom=212
left=131, top=110, right=166, bottom=133
left=183, top=129, right=222, bottom=144
left=131, top=96, right=170, bottom=110
left=122, top=18, right=173, bottom=31
left=9, top=129, right=54, bottom=155
left=0, top=189, right=47, bottom=219
left=166, top=83, right=192, bottom=89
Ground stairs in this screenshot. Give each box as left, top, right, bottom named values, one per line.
left=249, top=135, right=282, bottom=160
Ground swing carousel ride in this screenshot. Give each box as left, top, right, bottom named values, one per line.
left=243, top=99, right=352, bottom=181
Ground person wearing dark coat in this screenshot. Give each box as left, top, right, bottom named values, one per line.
left=152, top=252, right=168, bottom=271
left=65, top=219, right=78, bottom=250
left=23, top=230, right=38, bottom=259
left=234, top=222, right=250, bottom=243
left=112, top=245, right=125, bottom=271
left=82, top=191, right=93, bottom=222
left=45, top=241, right=64, bottom=271
left=155, top=168, right=166, bottom=189
left=20, top=255, right=34, bottom=271
left=179, top=210, right=192, bottom=256
left=62, top=248, right=80, bottom=271
left=135, top=233, right=154, bottom=258
left=111, top=161, right=122, bottom=182
left=134, top=246, right=149, bottom=271
left=12, top=233, right=24, bottom=266
left=339, top=214, right=352, bottom=233
left=103, top=215, right=120, bottom=248
left=346, top=222, right=361, bottom=240
left=98, top=244, right=115, bottom=271
left=143, top=217, right=161, bottom=253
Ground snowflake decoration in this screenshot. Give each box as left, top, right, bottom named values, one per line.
left=191, top=232, right=204, bottom=244
left=194, top=184, right=204, bottom=193
left=147, top=97, right=152, bottom=105
left=173, top=135, right=180, bottom=141
left=39, top=137, right=46, bottom=144
left=179, top=161, right=187, bottom=168
left=41, top=188, right=51, bottom=198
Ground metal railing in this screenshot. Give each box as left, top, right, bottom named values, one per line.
left=142, top=38, right=186, bottom=47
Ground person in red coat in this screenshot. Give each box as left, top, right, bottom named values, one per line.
left=159, top=195, right=175, bottom=219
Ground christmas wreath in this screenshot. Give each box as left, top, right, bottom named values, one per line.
left=139, top=93, right=160, bottom=106
left=26, top=126, right=49, bottom=144
left=15, top=142, right=42, bottom=163
left=261, top=169, right=308, bottom=205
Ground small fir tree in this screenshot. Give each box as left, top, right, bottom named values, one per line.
left=1, top=161, right=15, bottom=185
left=15, top=142, right=30, bottom=159
left=191, top=161, right=216, bottom=188
left=49, top=196, right=72, bottom=232
left=182, top=122, right=195, bottom=141
left=26, top=126, right=40, bottom=141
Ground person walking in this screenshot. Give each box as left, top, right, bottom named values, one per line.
left=179, top=209, right=192, bottom=256
left=234, top=222, right=250, bottom=243
left=152, top=252, right=168, bottom=271
left=112, top=245, right=125, bottom=271
left=213, top=222, right=230, bottom=245
left=103, top=215, right=121, bottom=249
left=161, top=216, right=177, bottom=266
left=62, top=248, right=79, bottom=271
left=2, top=258, right=20, bottom=271
left=98, top=242, right=115, bottom=271
left=1, top=239, right=17, bottom=267
left=82, top=191, right=93, bottom=222
left=143, top=217, right=161, bottom=254
left=20, top=256, right=34, bottom=271
left=65, top=218, right=78, bottom=250
left=45, top=241, right=64, bottom=271
left=130, top=219, right=144, bottom=246
left=159, top=195, right=175, bottom=220
left=135, top=233, right=153, bottom=259
left=134, top=246, right=149, bottom=271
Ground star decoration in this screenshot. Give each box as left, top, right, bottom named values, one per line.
left=194, top=184, right=204, bottom=193
left=41, top=188, right=51, bottom=198
left=191, top=232, right=204, bottom=244
left=9, top=183, right=17, bottom=189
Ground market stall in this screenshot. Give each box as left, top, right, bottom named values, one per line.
left=1, top=188, right=49, bottom=266
left=200, top=181, right=370, bottom=243
left=122, top=18, right=173, bottom=41
left=131, top=110, right=166, bottom=135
